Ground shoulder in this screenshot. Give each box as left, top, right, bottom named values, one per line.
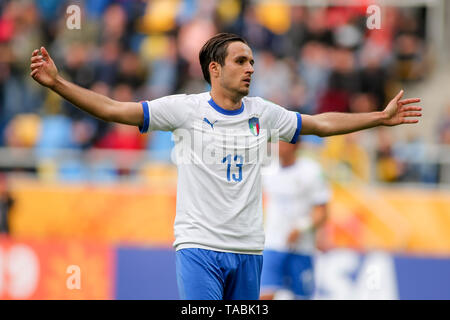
left=187, top=91, right=210, bottom=103
left=148, top=92, right=207, bottom=114
left=243, top=96, right=287, bottom=119
left=244, top=96, right=279, bottom=109
left=150, top=93, right=196, bottom=104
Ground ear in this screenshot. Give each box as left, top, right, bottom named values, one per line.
left=209, top=61, right=221, bottom=80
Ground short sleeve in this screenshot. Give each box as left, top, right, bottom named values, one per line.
left=262, top=98, right=302, bottom=143
left=138, top=101, right=150, bottom=133
left=139, top=94, right=191, bottom=133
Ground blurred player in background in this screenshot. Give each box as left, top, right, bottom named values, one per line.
left=260, top=141, right=330, bottom=300
left=29, top=32, right=421, bottom=300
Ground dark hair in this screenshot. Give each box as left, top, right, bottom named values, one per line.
left=199, top=33, right=248, bottom=84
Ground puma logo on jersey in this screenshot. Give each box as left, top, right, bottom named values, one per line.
left=203, top=118, right=218, bottom=130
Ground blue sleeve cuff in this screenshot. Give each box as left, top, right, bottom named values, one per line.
left=138, top=101, right=150, bottom=134
left=289, top=112, right=302, bottom=144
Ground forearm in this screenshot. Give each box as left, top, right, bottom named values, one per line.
left=295, top=205, right=327, bottom=232
left=312, top=205, right=327, bottom=229
left=305, top=111, right=388, bottom=137
left=51, top=75, right=119, bottom=122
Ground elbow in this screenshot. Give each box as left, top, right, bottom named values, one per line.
left=302, top=114, right=330, bottom=137
left=307, top=115, right=330, bottom=137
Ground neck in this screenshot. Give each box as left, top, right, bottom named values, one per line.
left=210, top=87, right=243, bottom=110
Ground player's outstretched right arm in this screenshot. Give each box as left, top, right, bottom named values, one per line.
left=300, top=90, right=421, bottom=137
left=30, top=47, right=143, bottom=127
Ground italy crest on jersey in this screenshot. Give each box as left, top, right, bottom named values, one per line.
left=248, top=117, right=260, bottom=136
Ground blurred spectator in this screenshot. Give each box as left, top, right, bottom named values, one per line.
left=297, top=41, right=330, bottom=114
left=84, top=0, right=114, bottom=20
left=140, top=0, right=179, bottom=34
left=94, top=39, right=121, bottom=86
left=349, top=92, right=377, bottom=113
left=240, top=3, right=273, bottom=52
left=333, top=23, right=363, bottom=50
left=285, top=77, right=308, bottom=113
left=177, top=17, right=217, bottom=80
left=250, top=50, right=291, bottom=104
left=317, top=46, right=359, bottom=114
left=358, top=39, right=392, bottom=108
left=320, top=133, right=370, bottom=182
left=96, top=122, right=144, bottom=151
left=3, top=113, right=41, bottom=148
left=375, top=127, right=403, bottom=183
left=100, top=3, right=128, bottom=44
left=95, top=83, right=145, bottom=151
left=35, top=113, right=77, bottom=159
left=147, top=131, right=175, bottom=163
left=35, top=0, right=65, bottom=21
left=393, top=33, right=427, bottom=82
left=117, top=50, right=146, bottom=90
left=63, top=42, right=96, bottom=89
left=252, top=0, right=293, bottom=58
left=283, top=6, right=307, bottom=57
left=303, top=8, right=333, bottom=46
left=394, top=132, right=437, bottom=183
left=142, top=35, right=178, bottom=98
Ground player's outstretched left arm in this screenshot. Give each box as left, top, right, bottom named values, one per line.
left=300, top=90, right=422, bottom=137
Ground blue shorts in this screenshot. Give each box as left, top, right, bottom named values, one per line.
left=261, top=249, right=315, bottom=299
left=175, top=248, right=263, bottom=300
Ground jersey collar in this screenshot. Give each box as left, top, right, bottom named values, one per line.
left=208, top=97, right=244, bottom=116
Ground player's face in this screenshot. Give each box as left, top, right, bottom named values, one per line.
left=219, top=41, right=254, bottom=97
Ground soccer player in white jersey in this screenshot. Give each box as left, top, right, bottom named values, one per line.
left=260, top=140, right=330, bottom=300
left=30, top=33, right=422, bottom=300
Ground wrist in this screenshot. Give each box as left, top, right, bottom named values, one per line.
left=50, top=74, right=63, bottom=91
left=377, top=111, right=390, bottom=126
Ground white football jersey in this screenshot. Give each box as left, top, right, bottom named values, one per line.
left=262, top=158, right=331, bottom=254
left=140, top=92, right=301, bottom=254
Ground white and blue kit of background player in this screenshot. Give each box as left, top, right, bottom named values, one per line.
left=139, top=92, right=302, bottom=299
left=261, top=158, right=331, bottom=299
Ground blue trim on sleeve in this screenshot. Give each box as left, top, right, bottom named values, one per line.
left=208, top=98, right=244, bottom=116
left=289, top=112, right=302, bottom=144
left=139, top=101, right=150, bottom=133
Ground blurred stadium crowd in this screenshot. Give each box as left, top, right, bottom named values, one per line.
left=0, top=0, right=450, bottom=184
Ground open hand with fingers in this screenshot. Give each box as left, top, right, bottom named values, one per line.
left=30, top=47, right=58, bottom=88
left=382, top=90, right=422, bottom=126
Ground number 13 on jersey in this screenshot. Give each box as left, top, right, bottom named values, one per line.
left=222, top=154, right=243, bottom=182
